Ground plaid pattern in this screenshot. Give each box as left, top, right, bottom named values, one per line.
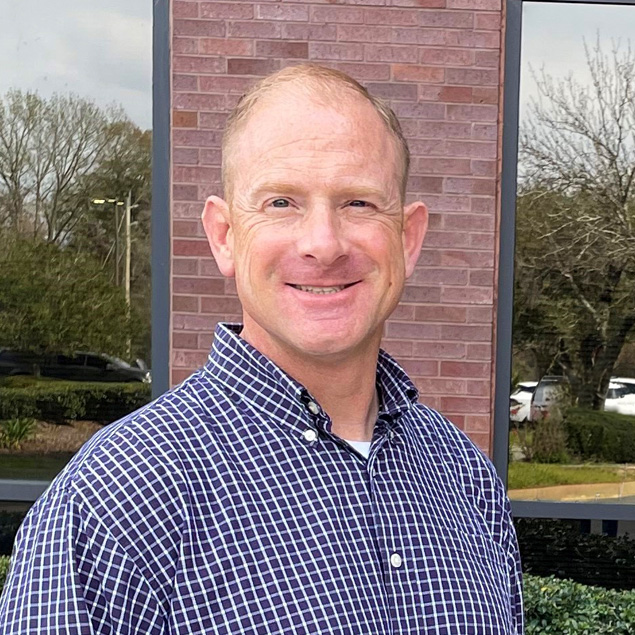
left=0, top=323, right=523, bottom=634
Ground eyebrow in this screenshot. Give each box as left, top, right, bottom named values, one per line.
left=248, top=181, right=391, bottom=204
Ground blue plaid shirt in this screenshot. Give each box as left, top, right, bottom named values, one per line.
left=0, top=323, right=523, bottom=634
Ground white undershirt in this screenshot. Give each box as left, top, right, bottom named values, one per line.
left=344, top=439, right=372, bottom=458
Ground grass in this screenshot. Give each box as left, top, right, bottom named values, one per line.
left=508, top=462, right=632, bottom=489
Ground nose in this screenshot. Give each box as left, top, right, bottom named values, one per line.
left=296, top=205, right=348, bottom=266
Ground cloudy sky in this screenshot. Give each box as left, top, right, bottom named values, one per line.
left=0, top=0, right=151, bottom=128
left=520, top=2, right=635, bottom=114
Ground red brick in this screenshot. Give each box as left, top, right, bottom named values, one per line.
left=173, top=350, right=209, bottom=368
left=401, top=285, right=441, bottom=303
left=467, top=306, right=493, bottom=322
left=338, top=25, right=392, bottom=44
left=227, top=21, right=282, bottom=39
left=393, top=101, right=445, bottom=119
left=173, top=202, right=204, bottom=218
left=310, top=42, right=364, bottom=61
left=445, top=178, right=495, bottom=196
left=201, top=296, right=243, bottom=315
left=392, top=64, right=445, bottom=82
left=382, top=339, right=414, bottom=358
left=174, top=19, right=224, bottom=37
left=173, top=295, right=199, bottom=313
left=472, top=124, right=497, bottom=141
left=413, top=342, right=466, bottom=360
left=465, top=414, right=491, bottom=431
left=311, top=6, right=364, bottom=24
left=174, top=93, right=226, bottom=111
left=418, top=121, right=471, bottom=139
left=391, top=304, right=416, bottom=321
left=415, top=158, right=471, bottom=175
left=173, top=38, right=198, bottom=55
left=199, top=38, right=253, bottom=56
left=475, top=12, right=501, bottom=30
left=424, top=230, right=471, bottom=249
left=173, top=74, right=198, bottom=91
left=446, top=68, right=498, bottom=86
left=418, top=379, right=467, bottom=394
left=440, top=324, right=492, bottom=342
left=172, top=368, right=194, bottom=384
left=467, top=344, right=491, bottom=360
left=199, top=258, right=222, bottom=277
left=447, top=105, right=498, bottom=123
left=415, top=305, right=467, bottom=323
left=365, top=8, right=419, bottom=25
left=174, top=2, right=199, bottom=19
left=391, top=27, right=447, bottom=46
left=172, top=184, right=199, bottom=201
left=441, top=361, right=490, bottom=378
left=282, top=23, right=337, bottom=40
left=366, top=45, right=418, bottom=64
left=441, top=396, right=489, bottom=414
left=469, top=232, right=495, bottom=249
left=173, top=165, right=220, bottom=184
left=331, top=62, right=391, bottom=80
left=471, top=198, right=496, bottom=216
left=446, top=140, right=496, bottom=160
left=470, top=159, right=496, bottom=178
left=199, top=112, right=228, bottom=130
left=422, top=195, right=471, bottom=213
left=417, top=9, right=473, bottom=28
left=174, top=56, right=226, bottom=74
left=408, top=176, right=443, bottom=193
left=173, top=258, right=199, bottom=276
left=199, top=333, right=215, bottom=350
left=385, top=321, right=442, bottom=340
left=392, top=0, right=446, bottom=6
left=173, top=332, right=199, bottom=349
left=475, top=50, right=500, bottom=68
left=174, top=239, right=212, bottom=257
left=173, top=220, right=202, bottom=237
left=257, top=3, right=309, bottom=21
left=437, top=86, right=472, bottom=103
left=443, top=213, right=494, bottom=232
left=421, top=48, right=474, bottom=66
left=472, top=87, right=498, bottom=105
left=255, top=40, right=309, bottom=58
left=409, top=267, right=468, bottom=286
left=457, top=30, right=500, bottom=49
left=173, top=277, right=225, bottom=295
left=467, top=432, right=490, bottom=455
left=200, top=149, right=222, bottom=165
left=447, top=0, right=501, bottom=9
left=227, top=58, right=280, bottom=75
left=200, top=3, right=254, bottom=20
left=367, top=82, right=418, bottom=100
left=400, top=360, right=439, bottom=377
left=173, top=110, right=198, bottom=128
left=199, top=76, right=254, bottom=93
left=442, top=286, right=493, bottom=305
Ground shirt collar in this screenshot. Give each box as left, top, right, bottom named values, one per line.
left=203, top=323, right=419, bottom=429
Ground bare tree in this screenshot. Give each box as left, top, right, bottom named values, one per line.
left=0, top=91, right=131, bottom=243
left=517, top=39, right=635, bottom=409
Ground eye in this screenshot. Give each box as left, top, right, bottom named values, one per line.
left=270, top=198, right=290, bottom=208
left=348, top=200, right=370, bottom=207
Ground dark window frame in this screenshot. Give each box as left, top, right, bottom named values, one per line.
left=0, top=0, right=171, bottom=503
left=494, top=0, right=635, bottom=521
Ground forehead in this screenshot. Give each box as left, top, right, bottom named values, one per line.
left=228, top=91, right=401, bottom=195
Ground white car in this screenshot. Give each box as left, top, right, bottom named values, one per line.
left=510, top=381, right=538, bottom=423
left=605, top=380, right=635, bottom=415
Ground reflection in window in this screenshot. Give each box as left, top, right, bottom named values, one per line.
left=0, top=1, right=152, bottom=485
left=509, top=3, right=635, bottom=504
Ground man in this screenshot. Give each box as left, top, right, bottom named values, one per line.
left=0, top=65, right=523, bottom=633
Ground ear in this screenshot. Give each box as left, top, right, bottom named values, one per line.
left=201, top=195, right=235, bottom=278
left=402, top=201, right=428, bottom=279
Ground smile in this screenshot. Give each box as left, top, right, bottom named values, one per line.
left=289, top=282, right=358, bottom=295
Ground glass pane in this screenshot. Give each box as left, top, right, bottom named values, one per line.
left=510, top=2, right=635, bottom=504
left=0, top=0, right=152, bottom=484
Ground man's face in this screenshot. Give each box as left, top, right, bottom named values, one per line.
left=204, top=89, right=427, bottom=363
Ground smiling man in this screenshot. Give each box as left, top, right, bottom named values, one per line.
left=0, top=65, right=523, bottom=634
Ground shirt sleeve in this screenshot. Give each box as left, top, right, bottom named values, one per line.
left=504, top=499, right=525, bottom=635
left=0, top=484, right=166, bottom=634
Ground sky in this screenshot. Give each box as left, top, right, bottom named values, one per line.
left=520, top=2, right=635, bottom=115
left=0, top=0, right=152, bottom=129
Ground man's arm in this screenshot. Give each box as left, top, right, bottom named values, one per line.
left=0, top=485, right=166, bottom=634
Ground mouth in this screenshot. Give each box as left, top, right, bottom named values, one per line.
left=288, top=282, right=359, bottom=295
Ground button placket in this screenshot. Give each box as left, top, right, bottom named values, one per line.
left=390, top=553, right=403, bottom=569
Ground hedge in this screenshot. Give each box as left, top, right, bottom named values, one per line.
left=0, top=382, right=151, bottom=424
left=0, top=555, right=633, bottom=633
left=565, top=407, right=635, bottom=463
left=516, top=518, right=635, bottom=590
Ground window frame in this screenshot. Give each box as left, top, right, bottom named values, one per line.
left=493, top=0, right=635, bottom=521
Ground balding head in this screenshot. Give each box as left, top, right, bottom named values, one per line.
left=221, top=64, right=410, bottom=203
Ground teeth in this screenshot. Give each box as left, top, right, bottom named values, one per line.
left=296, top=285, right=346, bottom=294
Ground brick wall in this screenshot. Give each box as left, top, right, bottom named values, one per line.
left=170, top=0, right=503, bottom=454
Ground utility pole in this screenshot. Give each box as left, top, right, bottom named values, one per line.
left=125, top=189, right=132, bottom=307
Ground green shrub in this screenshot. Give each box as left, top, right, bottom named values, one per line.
left=0, top=554, right=10, bottom=593
left=0, top=418, right=37, bottom=449
left=532, top=407, right=570, bottom=463
left=565, top=408, right=635, bottom=463
left=0, top=382, right=151, bottom=424
left=524, top=574, right=635, bottom=634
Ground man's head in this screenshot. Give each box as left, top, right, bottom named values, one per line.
left=203, top=64, right=428, bottom=365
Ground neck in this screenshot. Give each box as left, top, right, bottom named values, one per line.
left=240, top=326, right=380, bottom=443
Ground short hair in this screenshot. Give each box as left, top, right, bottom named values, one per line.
left=221, top=64, right=410, bottom=200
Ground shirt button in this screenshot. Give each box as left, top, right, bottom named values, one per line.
left=302, top=428, right=318, bottom=443
left=390, top=553, right=403, bottom=569
left=307, top=401, right=319, bottom=415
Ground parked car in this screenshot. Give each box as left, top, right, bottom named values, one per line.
left=0, top=349, right=151, bottom=383
left=529, top=375, right=570, bottom=421
left=604, top=380, right=635, bottom=415
left=611, top=377, right=635, bottom=395
left=509, top=381, right=538, bottom=423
